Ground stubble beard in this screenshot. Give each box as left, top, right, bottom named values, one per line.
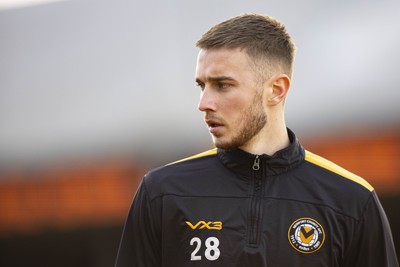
left=212, top=90, right=267, bottom=150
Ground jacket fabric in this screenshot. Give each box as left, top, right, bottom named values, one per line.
left=115, top=129, right=399, bottom=267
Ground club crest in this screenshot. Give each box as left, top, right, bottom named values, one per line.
left=288, top=217, right=325, bottom=254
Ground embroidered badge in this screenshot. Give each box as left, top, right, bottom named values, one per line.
left=288, top=217, right=325, bottom=254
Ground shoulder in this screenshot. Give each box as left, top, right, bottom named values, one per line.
left=293, top=150, right=374, bottom=219
left=304, top=150, right=373, bottom=192
left=142, top=148, right=220, bottom=199
left=165, top=148, right=218, bottom=166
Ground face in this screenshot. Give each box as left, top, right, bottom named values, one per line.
left=195, top=48, right=267, bottom=150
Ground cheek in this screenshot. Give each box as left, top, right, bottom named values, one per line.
left=222, top=103, right=244, bottom=122
left=222, top=99, right=252, bottom=126
left=220, top=94, right=249, bottom=113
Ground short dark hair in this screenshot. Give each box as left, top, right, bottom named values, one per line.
left=196, top=14, right=296, bottom=79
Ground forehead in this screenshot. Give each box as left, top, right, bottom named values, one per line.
left=195, top=48, right=254, bottom=80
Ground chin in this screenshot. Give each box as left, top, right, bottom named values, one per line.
left=212, top=138, right=237, bottom=150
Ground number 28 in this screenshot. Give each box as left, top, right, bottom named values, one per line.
left=190, top=237, right=220, bottom=261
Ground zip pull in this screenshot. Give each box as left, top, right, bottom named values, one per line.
left=252, top=155, right=260, bottom=171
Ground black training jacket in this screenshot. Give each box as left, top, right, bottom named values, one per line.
left=115, top=129, right=399, bottom=267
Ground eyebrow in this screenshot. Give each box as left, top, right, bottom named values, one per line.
left=196, top=76, right=236, bottom=84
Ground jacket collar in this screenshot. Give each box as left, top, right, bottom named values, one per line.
left=217, top=128, right=305, bottom=177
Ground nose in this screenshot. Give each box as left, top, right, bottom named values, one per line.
left=198, top=88, right=216, bottom=112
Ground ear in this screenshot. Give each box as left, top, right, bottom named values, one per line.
left=267, top=74, right=291, bottom=106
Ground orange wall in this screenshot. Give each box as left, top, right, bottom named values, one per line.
left=303, top=128, right=400, bottom=195
left=0, top=161, right=145, bottom=235
left=0, top=128, right=399, bottom=235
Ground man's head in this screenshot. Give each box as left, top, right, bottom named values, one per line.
left=196, top=13, right=296, bottom=81
left=195, top=14, right=295, bottom=152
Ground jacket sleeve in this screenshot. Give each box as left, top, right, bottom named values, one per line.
left=342, top=191, right=399, bottom=267
left=114, top=178, right=161, bottom=267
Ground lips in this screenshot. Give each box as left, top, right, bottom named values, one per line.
left=207, top=120, right=222, bottom=128
left=205, top=117, right=225, bottom=135
left=205, top=118, right=223, bottom=127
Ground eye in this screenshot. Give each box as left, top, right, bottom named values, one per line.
left=217, top=82, right=231, bottom=90
left=196, top=82, right=205, bottom=91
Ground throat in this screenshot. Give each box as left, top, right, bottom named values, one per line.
left=239, top=128, right=290, bottom=156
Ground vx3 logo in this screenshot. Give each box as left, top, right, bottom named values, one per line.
left=185, top=220, right=223, bottom=230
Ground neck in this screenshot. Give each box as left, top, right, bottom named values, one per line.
left=239, top=123, right=290, bottom=156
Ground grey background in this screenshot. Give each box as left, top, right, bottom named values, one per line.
left=1, top=0, right=399, bottom=166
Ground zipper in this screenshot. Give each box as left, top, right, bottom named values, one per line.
left=252, top=155, right=260, bottom=171
left=248, top=155, right=263, bottom=245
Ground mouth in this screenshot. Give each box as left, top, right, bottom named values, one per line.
left=206, top=119, right=222, bottom=127
left=209, top=122, right=222, bottom=128
left=205, top=119, right=224, bottom=134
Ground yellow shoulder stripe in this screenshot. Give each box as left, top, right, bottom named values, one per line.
left=166, top=148, right=217, bottom=166
left=305, top=150, right=374, bottom=192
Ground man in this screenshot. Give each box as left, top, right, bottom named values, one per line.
left=115, top=14, right=398, bottom=266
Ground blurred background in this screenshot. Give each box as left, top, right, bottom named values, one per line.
left=0, top=0, right=399, bottom=266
